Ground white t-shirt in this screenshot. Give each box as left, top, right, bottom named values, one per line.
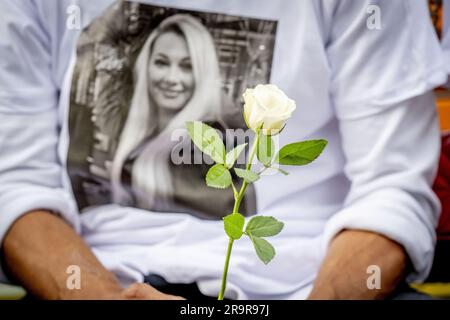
left=0, top=0, right=446, bottom=299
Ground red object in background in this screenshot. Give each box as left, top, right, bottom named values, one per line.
left=434, top=133, right=450, bottom=240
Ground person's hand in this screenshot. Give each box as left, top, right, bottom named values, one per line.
left=308, top=230, right=406, bottom=300
left=2, top=211, right=186, bottom=300
left=120, top=283, right=185, bottom=300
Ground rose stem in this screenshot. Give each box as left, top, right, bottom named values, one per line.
left=218, top=130, right=260, bottom=300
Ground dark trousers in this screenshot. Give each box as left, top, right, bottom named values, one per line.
left=144, top=274, right=437, bottom=300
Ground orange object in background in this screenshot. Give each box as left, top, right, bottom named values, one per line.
left=429, top=0, right=443, bottom=38
left=436, top=89, right=450, bottom=132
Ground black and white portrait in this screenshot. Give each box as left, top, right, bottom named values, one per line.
left=67, top=1, right=278, bottom=219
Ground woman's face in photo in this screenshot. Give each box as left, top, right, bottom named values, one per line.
left=148, top=30, right=195, bottom=111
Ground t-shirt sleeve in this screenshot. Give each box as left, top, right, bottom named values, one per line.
left=321, top=0, right=447, bottom=282
left=0, top=1, right=80, bottom=283
left=327, top=0, right=446, bottom=119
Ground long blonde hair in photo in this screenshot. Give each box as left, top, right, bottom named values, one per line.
left=111, top=14, right=223, bottom=210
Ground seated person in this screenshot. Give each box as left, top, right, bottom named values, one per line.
left=0, top=0, right=446, bottom=299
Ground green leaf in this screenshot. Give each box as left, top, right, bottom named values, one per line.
left=248, top=234, right=275, bottom=265
left=245, top=216, right=284, bottom=237
left=257, top=133, right=274, bottom=166
left=275, top=140, right=327, bottom=166
left=223, top=213, right=245, bottom=240
left=206, top=164, right=232, bottom=189
left=234, top=168, right=260, bottom=183
left=186, top=121, right=226, bottom=164
left=225, top=143, right=247, bottom=169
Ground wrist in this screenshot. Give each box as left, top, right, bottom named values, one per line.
left=308, top=278, right=339, bottom=300
left=58, top=282, right=123, bottom=300
left=57, top=269, right=123, bottom=300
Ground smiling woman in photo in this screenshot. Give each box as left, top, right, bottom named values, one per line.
left=111, top=14, right=228, bottom=212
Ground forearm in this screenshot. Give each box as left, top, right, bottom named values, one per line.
left=308, top=229, right=407, bottom=300
left=1, top=210, right=123, bottom=299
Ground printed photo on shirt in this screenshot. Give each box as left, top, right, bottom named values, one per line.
left=67, top=1, right=278, bottom=219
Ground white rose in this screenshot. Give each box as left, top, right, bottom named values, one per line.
left=243, top=84, right=296, bottom=136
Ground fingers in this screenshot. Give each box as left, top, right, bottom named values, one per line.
left=122, top=282, right=185, bottom=300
